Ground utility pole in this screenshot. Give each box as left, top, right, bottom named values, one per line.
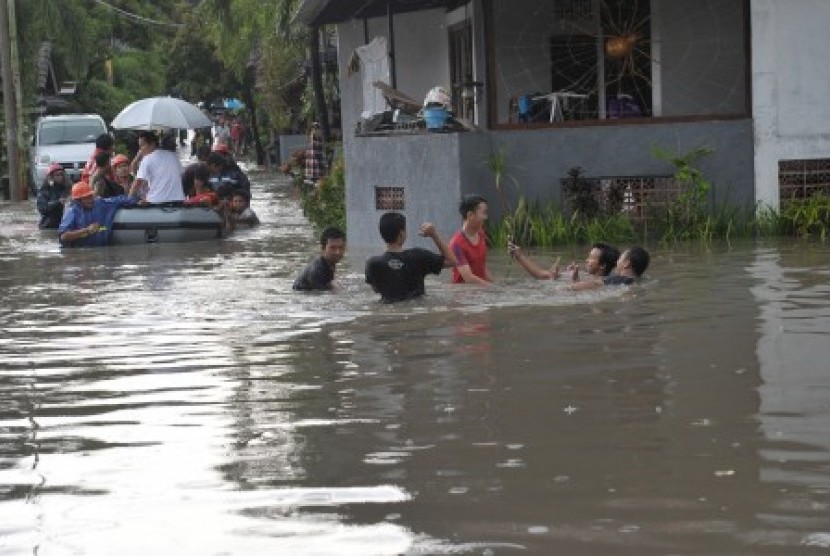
left=0, top=0, right=21, bottom=202
left=8, top=0, right=24, bottom=199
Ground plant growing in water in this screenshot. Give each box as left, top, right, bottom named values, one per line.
left=562, top=166, right=599, bottom=219
left=299, top=153, right=346, bottom=232
left=652, top=145, right=715, bottom=241
left=485, top=146, right=521, bottom=240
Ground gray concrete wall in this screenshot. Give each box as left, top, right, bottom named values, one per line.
left=345, top=133, right=464, bottom=252
left=752, top=0, right=830, bottom=210
left=458, top=119, right=755, bottom=218
left=343, top=118, right=754, bottom=248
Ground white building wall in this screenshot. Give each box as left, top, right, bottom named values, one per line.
left=752, top=0, right=830, bottom=210
left=337, top=9, right=452, bottom=139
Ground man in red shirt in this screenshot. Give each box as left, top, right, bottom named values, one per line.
left=448, top=195, right=492, bottom=285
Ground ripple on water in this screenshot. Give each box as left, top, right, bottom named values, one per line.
left=3, top=187, right=830, bottom=555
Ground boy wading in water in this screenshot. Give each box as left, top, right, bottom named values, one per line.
left=293, top=227, right=347, bottom=291
left=448, top=195, right=492, bottom=285
left=365, top=212, right=457, bottom=303
left=567, top=246, right=651, bottom=290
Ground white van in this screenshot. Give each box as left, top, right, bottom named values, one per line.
left=30, top=114, right=108, bottom=187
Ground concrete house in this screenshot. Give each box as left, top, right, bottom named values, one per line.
left=296, top=0, right=830, bottom=248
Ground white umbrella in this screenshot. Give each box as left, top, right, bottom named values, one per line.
left=111, top=97, right=212, bottom=130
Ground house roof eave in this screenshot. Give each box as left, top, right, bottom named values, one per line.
left=294, top=0, right=467, bottom=27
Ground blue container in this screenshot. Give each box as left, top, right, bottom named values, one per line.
left=518, top=95, right=532, bottom=115
left=423, top=107, right=449, bottom=130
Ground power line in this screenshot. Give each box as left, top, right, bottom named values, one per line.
left=91, top=0, right=184, bottom=28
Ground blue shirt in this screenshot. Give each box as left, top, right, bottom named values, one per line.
left=58, top=195, right=138, bottom=247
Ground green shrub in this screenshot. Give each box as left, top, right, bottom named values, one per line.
left=298, top=155, right=346, bottom=232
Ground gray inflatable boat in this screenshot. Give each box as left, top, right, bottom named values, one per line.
left=111, top=204, right=224, bottom=244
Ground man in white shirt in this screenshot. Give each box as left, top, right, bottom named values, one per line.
left=133, top=131, right=185, bottom=204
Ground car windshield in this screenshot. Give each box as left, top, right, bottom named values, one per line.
left=39, top=121, right=105, bottom=146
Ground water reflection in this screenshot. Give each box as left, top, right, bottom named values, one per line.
left=3, top=180, right=830, bottom=553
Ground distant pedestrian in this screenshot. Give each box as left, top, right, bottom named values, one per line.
left=304, top=123, right=326, bottom=186
left=230, top=118, right=245, bottom=156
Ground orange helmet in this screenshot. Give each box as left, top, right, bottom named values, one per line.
left=71, top=181, right=95, bottom=200
left=111, top=154, right=130, bottom=167
left=47, top=162, right=64, bottom=175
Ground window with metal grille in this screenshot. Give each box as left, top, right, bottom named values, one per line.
left=779, top=158, right=830, bottom=206
left=561, top=175, right=677, bottom=220
left=375, top=186, right=405, bottom=210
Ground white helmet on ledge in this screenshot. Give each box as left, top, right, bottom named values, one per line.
left=423, top=86, right=451, bottom=109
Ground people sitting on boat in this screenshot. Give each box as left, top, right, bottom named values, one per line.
left=191, top=127, right=212, bottom=158
left=226, top=191, right=259, bottom=230
left=132, top=130, right=185, bottom=205
left=207, top=151, right=250, bottom=200
left=81, top=133, right=115, bottom=182
left=212, top=143, right=251, bottom=186
left=212, top=142, right=232, bottom=158
left=161, top=130, right=178, bottom=152
left=112, top=154, right=132, bottom=192
left=293, top=227, right=346, bottom=291
left=91, top=151, right=125, bottom=198
left=182, top=162, right=202, bottom=197
left=183, top=163, right=218, bottom=207
left=195, top=144, right=211, bottom=163
left=57, top=181, right=140, bottom=248
left=36, top=163, right=70, bottom=229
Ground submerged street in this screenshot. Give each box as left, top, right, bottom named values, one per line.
left=1, top=172, right=830, bottom=554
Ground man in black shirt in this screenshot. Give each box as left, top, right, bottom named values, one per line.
left=365, top=212, right=457, bottom=303
left=293, top=227, right=346, bottom=290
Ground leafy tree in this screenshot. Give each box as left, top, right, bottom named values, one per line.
left=199, top=0, right=338, bottom=162
left=18, top=0, right=182, bottom=119
left=166, top=12, right=240, bottom=105
left=199, top=0, right=293, bottom=164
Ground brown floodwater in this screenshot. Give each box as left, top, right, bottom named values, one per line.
left=1, top=173, right=830, bottom=555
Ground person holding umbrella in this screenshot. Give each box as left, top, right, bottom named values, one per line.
left=131, top=130, right=185, bottom=204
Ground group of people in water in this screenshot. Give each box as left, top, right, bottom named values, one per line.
left=294, top=195, right=650, bottom=303
left=38, top=132, right=650, bottom=294
left=36, top=131, right=259, bottom=247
